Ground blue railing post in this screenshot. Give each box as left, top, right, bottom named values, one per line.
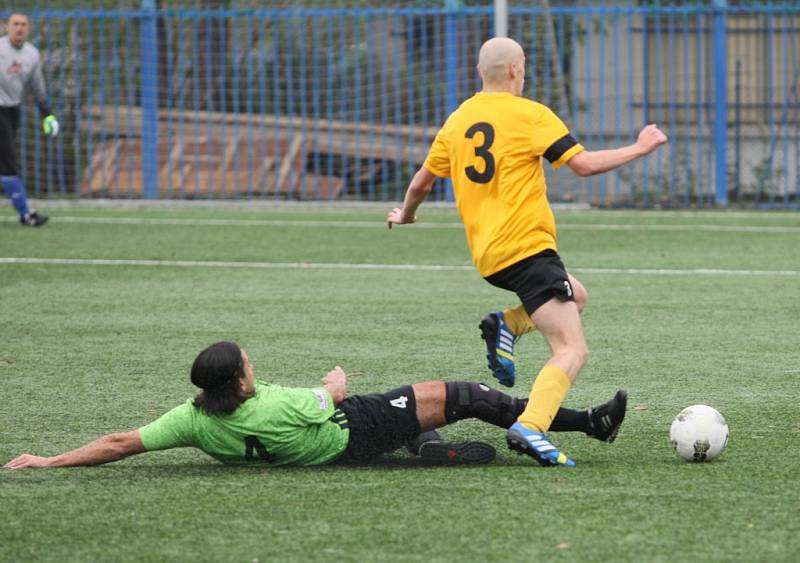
left=140, top=0, right=159, bottom=199
left=712, top=0, right=728, bottom=206
left=494, top=0, right=508, bottom=38
left=444, top=0, right=460, bottom=202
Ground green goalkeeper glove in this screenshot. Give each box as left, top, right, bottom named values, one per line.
left=42, top=115, right=59, bottom=137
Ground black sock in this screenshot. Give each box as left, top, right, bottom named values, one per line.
left=549, top=407, right=591, bottom=433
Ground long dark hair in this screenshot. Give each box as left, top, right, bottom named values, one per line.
left=191, top=341, right=246, bottom=415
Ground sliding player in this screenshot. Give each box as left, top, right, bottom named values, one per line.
left=5, top=341, right=626, bottom=469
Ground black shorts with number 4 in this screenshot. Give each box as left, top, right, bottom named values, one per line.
left=334, top=385, right=421, bottom=463
left=484, top=249, right=575, bottom=315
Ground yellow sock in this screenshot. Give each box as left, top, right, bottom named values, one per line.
left=517, top=365, right=572, bottom=432
left=503, top=305, right=536, bottom=336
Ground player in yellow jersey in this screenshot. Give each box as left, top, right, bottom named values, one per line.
left=387, top=37, right=667, bottom=467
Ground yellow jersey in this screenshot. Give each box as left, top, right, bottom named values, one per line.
left=423, top=92, right=584, bottom=277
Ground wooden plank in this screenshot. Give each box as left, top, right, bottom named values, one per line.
left=82, top=104, right=439, bottom=139
left=80, top=139, right=122, bottom=195
left=274, top=135, right=304, bottom=194
left=302, top=174, right=344, bottom=200
left=80, top=104, right=433, bottom=163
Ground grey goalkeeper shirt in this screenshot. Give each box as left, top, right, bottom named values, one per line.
left=0, top=36, right=51, bottom=116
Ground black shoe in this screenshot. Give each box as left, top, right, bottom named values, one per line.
left=20, top=211, right=48, bottom=227
left=587, top=389, right=628, bottom=443
left=406, top=430, right=442, bottom=456
left=418, top=440, right=496, bottom=465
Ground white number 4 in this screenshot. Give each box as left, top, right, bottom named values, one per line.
left=389, top=396, right=408, bottom=409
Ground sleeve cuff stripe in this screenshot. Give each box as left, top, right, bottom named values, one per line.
left=544, top=134, right=579, bottom=163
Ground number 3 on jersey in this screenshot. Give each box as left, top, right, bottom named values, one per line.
left=464, top=122, right=495, bottom=184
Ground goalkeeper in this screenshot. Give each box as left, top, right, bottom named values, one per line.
left=1, top=12, right=59, bottom=227
left=4, top=341, right=626, bottom=469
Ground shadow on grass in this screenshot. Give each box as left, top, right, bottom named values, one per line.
left=2, top=456, right=516, bottom=485
left=2, top=455, right=629, bottom=487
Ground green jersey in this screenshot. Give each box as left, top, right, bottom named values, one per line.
left=138, top=381, right=349, bottom=466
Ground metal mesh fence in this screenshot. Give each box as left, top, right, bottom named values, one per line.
left=3, top=2, right=799, bottom=206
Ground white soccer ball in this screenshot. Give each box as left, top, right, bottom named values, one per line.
left=669, top=405, right=729, bottom=462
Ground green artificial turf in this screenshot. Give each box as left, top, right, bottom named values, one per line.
left=1, top=205, right=798, bottom=562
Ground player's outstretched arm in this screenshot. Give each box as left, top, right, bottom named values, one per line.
left=387, top=167, right=437, bottom=229
left=3, top=430, right=147, bottom=470
left=566, top=124, right=668, bottom=177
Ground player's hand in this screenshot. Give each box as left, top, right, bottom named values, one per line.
left=3, top=454, right=51, bottom=470
left=387, top=207, right=416, bottom=229
left=636, top=124, right=667, bottom=155
left=42, top=115, right=59, bottom=137
left=322, top=366, right=348, bottom=403
left=323, top=366, right=347, bottom=386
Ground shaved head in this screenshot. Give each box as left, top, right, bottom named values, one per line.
left=477, top=37, right=525, bottom=86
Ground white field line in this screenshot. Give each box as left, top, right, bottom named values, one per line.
left=0, top=257, right=473, bottom=271
left=561, top=224, right=800, bottom=233
left=2, top=257, right=799, bottom=276
left=1, top=215, right=799, bottom=233
left=11, top=198, right=800, bottom=219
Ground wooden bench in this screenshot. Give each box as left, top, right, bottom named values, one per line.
left=79, top=134, right=312, bottom=198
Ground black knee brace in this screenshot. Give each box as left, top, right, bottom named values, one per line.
left=444, top=381, right=525, bottom=428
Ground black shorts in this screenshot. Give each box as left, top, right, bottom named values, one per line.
left=335, top=385, right=421, bottom=463
left=0, top=106, right=21, bottom=176
left=484, top=249, right=575, bottom=315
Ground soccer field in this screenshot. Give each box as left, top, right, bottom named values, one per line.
left=1, top=204, right=798, bottom=562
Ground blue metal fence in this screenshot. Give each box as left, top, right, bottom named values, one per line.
left=10, top=4, right=800, bottom=207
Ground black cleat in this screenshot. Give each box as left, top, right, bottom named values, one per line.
left=587, top=389, right=628, bottom=443
left=406, top=430, right=442, bottom=456
left=20, top=210, right=48, bottom=227
left=418, top=440, right=496, bottom=465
